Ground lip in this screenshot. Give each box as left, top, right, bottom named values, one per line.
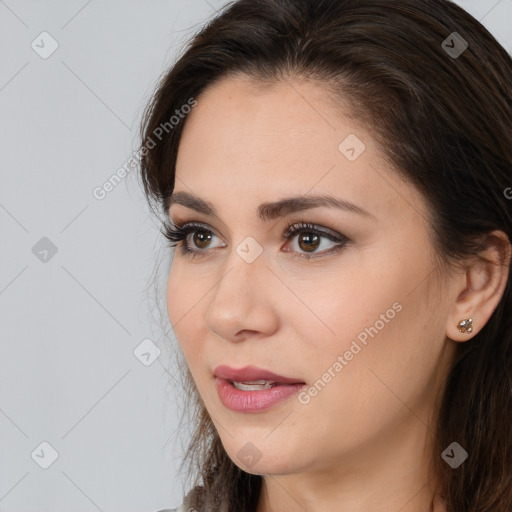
left=215, top=378, right=305, bottom=412
left=213, top=364, right=304, bottom=384
left=213, top=365, right=306, bottom=413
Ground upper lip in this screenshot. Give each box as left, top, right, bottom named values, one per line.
left=213, top=364, right=305, bottom=384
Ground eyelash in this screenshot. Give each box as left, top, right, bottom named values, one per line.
left=162, top=219, right=349, bottom=261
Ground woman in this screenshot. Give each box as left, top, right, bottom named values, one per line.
left=139, top=0, right=512, bottom=510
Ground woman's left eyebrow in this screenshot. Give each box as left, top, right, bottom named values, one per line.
left=167, top=191, right=376, bottom=221
left=257, top=194, right=376, bottom=221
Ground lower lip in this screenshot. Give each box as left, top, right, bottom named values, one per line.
left=215, top=378, right=305, bottom=412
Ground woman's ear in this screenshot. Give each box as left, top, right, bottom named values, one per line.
left=446, top=230, right=511, bottom=342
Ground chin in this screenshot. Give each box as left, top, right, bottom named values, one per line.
left=235, top=458, right=297, bottom=476
left=221, top=438, right=305, bottom=476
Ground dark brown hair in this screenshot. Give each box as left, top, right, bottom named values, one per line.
left=138, top=1, right=512, bottom=510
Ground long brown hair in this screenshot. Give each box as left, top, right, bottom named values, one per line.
left=138, top=1, right=512, bottom=510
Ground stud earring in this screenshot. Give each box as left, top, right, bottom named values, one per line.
left=457, top=318, right=473, bottom=333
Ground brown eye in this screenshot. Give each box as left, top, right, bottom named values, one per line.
left=164, top=221, right=225, bottom=259
left=166, top=220, right=348, bottom=261
left=192, top=230, right=213, bottom=249
left=297, top=232, right=321, bottom=253
left=283, top=221, right=349, bottom=260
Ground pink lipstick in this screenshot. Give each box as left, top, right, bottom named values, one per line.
left=213, top=365, right=305, bottom=412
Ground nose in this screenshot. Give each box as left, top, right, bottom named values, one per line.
left=204, top=247, right=279, bottom=343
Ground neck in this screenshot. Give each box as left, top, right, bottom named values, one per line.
left=255, top=413, right=446, bottom=512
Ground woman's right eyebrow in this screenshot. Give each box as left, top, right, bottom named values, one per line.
left=168, top=191, right=376, bottom=221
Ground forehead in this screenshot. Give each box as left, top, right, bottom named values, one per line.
left=176, top=76, right=360, bottom=185
left=172, top=75, right=426, bottom=226
left=178, top=74, right=348, bottom=152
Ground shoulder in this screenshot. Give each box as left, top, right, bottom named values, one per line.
left=185, top=484, right=227, bottom=511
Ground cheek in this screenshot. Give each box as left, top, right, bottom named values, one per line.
left=293, top=266, right=444, bottom=443
left=166, top=269, right=216, bottom=406
left=290, top=243, right=438, bottom=383
left=166, top=265, right=184, bottom=334
left=166, top=263, right=204, bottom=360
left=281, top=251, right=403, bottom=365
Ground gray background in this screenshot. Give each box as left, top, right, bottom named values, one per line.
left=1, top=1, right=511, bottom=511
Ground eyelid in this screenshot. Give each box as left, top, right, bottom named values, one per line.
left=174, top=220, right=226, bottom=243
left=166, top=217, right=349, bottom=260
left=283, top=221, right=346, bottom=242
left=170, top=217, right=345, bottom=238
left=171, top=212, right=232, bottom=235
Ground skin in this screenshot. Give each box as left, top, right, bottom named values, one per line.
left=166, top=74, right=510, bottom=512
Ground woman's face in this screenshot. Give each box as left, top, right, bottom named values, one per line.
left=167, top=74, right=458, bottom=477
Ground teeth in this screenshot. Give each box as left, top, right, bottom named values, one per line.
left=232, top=380, right=275, bottom=391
